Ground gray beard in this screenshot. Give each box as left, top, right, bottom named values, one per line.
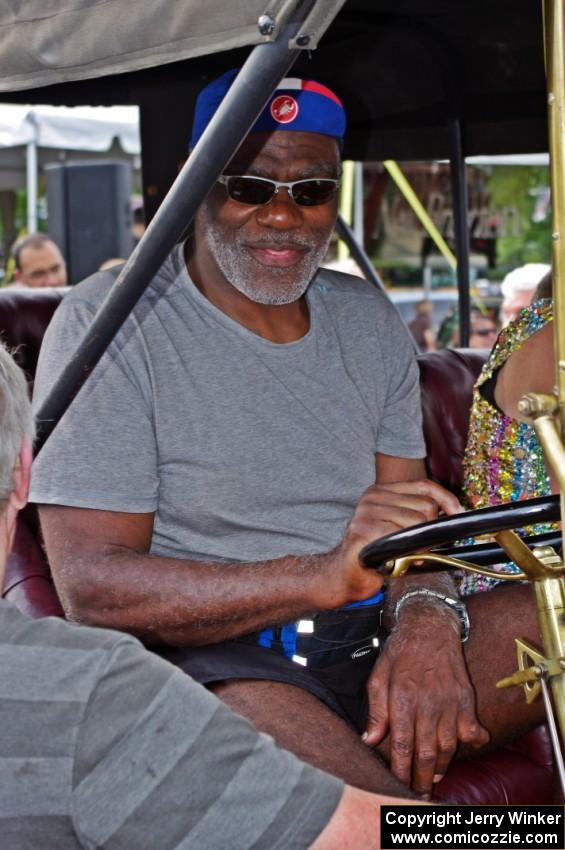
left=199, top=208, right=331, bottom=305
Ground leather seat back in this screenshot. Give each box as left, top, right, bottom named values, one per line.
left=418, top=347, right=487, bottom=494
left=1, top=287, right=67, bottom=613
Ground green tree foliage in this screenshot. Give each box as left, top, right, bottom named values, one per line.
left=488, top=165, right=551, bottom=271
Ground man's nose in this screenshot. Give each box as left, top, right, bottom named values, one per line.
left=255, top=189, right=303, bottom=228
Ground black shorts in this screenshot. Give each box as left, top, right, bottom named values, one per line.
left=156, top=641, right=377, bottom=731
left=155, top=605, right=385, bottom=733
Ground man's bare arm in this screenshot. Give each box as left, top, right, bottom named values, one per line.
left=310, top=785, right=421, bottom=850
left=39, top=465, right=459, bottom=647
left=40, top=504, right=365, bottom=645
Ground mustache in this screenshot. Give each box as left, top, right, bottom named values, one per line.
left=241, top=233, right=319, bottom=250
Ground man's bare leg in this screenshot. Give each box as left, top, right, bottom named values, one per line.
left=211, top=678, right=416, bottom=797
left=465, top=582, right=546, bottom=748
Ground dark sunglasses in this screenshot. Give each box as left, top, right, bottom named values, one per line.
left=217, top=175, right=340, bottom=207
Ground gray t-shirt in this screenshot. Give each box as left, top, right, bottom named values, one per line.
left=0, top=599, right=342, bottom=848
left=31, top=245, right=425, bottom=563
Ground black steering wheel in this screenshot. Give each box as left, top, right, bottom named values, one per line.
left=360, top=494, right=561, bottom=574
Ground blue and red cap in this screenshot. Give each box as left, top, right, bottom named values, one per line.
left=189, top=68, right=346, bottom=149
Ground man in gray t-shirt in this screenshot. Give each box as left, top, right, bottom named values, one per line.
left=31, top=72, right=539, bottom=800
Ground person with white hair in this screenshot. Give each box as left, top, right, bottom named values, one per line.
left=499, top=262, right=550, bottom=326
left=0, top=341, right=412, bottom=848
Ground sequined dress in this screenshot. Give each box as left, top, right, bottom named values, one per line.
left=459, top=299, right=554, bottom=595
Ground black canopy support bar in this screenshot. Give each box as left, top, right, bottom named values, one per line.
left=34, top=9, right=313, bottom=455
left=449, top=118, right=471, bottom=347
left=335, top=214, right=385, bottom=292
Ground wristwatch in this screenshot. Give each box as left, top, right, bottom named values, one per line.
left=393, top=589, right=470, bottom=642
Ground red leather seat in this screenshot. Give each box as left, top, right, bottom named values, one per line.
left=1, top=288, right=66, bottom=615
left=0, top=287, right=67, bottom=391
left=0, top=287, right=556, bottom=804
left=4, top=517, right=64, bottom=618
left=418, top=348, right=488, bottom=493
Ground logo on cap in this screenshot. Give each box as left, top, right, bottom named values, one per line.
left=270, top=95, right=299, bottom=124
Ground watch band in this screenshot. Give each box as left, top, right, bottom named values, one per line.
left=393, top=589, right=470, bottom=642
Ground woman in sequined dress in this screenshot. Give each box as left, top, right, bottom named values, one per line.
left=459, top=294, right=556, bottom=595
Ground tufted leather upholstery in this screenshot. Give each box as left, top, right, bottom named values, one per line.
left=0, top=286, right=557, bottom=804
left=435, top=726, right=557, bottom=803
left=418, top=348, right=487, bottom=495
left=0, top=287, right=67, bottom=392
left=4, top=519, right=64, bottom=618
left=1, top=287, right=67, bottom=616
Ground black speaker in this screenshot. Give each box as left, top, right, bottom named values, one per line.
left=46, top=161, right=134, bottom=285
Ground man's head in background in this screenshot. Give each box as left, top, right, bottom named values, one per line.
left=500, top=263, right=550, bottom=326
left=188, top=71, right=346, bottom=306
left=468, top=308, right=499, bottom=349
left=0, top=343, right=34, bottom=574
left=12, top=234, right=67, bottom=288
left=437, top=306, right=499, bottom=349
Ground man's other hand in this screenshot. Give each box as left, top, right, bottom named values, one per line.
left=363, top=601, right=489, bottom=798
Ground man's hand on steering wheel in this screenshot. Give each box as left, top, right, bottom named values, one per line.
left=329, top=477, right=464, bottom=605
left=363, top=595, right=489, bottom=798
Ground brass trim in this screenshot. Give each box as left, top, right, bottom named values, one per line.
left=545, top=0, right=565, bottom=446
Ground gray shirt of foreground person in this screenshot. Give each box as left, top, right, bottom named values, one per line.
left=0, top=599, right=342, bottom=849
left=30, top=244, right=425, bottom=562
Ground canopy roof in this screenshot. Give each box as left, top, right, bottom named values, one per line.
left=0, top=105, right=139, bottom=153
left=0, top=1, right=344, bottom=89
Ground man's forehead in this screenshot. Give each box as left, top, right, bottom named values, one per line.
left=228, top=131, right=340, bottom=172
left=21, top=243, right=61, bottom=263
left=22, top=242, right=58, bottom=255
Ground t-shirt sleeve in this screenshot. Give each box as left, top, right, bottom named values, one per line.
left=30, top=289, right=159, bottom=513
left=72, top=639, right=343, bottom=850
left=374, top=299, right=426, bottom=459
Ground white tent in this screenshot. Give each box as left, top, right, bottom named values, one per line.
left=0, top=104, right=140, bottom=232
left=466, top=154, right=549, bottom=167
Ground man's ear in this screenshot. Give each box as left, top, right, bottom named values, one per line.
left=12, top=268, right=22, bottom=283
left=10, top=438, right=32, bottom=511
